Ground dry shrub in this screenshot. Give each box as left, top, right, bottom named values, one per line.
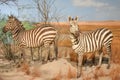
left=69, top=51, right=77, bottom=62
left=82, top=70, right=95, bottom=80
left=93, top=68, right=106, bottom=79
left=109, top=66, right=120, bottom=80
left=18, top=61, right=30, bottom=75
left=83, top=75, right=94, bottom=80
left=112, top=37, right=120, bottom=64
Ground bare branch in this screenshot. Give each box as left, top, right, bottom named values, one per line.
left=32, top=0, right=63, bottom=23
left=0, top=0, right=16, bottom=5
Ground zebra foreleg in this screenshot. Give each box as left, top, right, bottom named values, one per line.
left=106, top=45, right=112, bottom=69
left=97, top=50, right=103, bottom=68
left=42, top=44, right=50, bottom=64
left=16, top=47, right=27, bottom=67
left=37, top=46, right=40, bottom=61
left=49, top=42, right=57, bottom=62
left=30, top=47, right=33, bottom=61
left=38, top=46, right=43, bottom=62
left=77, top=54, right=83, bottom=78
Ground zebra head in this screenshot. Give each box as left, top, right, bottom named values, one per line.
left=3, top=15, right=24, bottom=33
left=68, top=16, right=80, bottom=38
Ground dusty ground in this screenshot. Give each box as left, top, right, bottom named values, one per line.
left=0, top=58, right=120, bottom=80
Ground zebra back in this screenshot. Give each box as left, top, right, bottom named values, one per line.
left=3, top=15, right=58, bottom=48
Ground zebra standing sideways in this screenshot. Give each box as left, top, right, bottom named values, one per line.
left=68, top=16, right=113, bottom=78
left=3, top=15, right=58, bottom=63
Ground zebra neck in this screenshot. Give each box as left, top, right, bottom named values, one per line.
left=11, top=28, right=23, bottom=41
left=70, top=33, right=79, bottom=45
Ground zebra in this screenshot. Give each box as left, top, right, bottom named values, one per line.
left=68, top=16, right=113, bottom=78
left=3, top=15, right=58, bottom=63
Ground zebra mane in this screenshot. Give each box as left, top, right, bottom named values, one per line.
left=9, top=15, right=25, bottom=31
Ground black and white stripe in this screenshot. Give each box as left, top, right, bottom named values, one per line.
left=69, top=17, right=113, bottom=78
left=3, top=15, right=58, bottom=62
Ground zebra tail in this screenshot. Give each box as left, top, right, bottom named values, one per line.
left=54, top=33, right=59, bottom=60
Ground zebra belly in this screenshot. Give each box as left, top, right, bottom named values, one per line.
left=84, top=43, right=100, bottom=53
left=72, top=43, right=100, bottom=54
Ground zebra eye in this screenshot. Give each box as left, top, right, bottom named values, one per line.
left=70, top=24, right=72, bottom=27
left=9, top=21, right=12, bottom=23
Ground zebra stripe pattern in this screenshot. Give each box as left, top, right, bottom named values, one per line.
left=3, top=15, right=58, bottom=62
left=68, top=17, right=113, bottom=78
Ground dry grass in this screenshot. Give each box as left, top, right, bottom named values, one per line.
left=30, top=66, right=41, bottom=77
left=17, top=61, right=30, bottom=75
left=112, top=37, right=120, bottom=64
left=109, top=65, right=120, bottom=80
left=81, top=63, right=120, bottom=80
left=69, top=51, right=77, bottom=62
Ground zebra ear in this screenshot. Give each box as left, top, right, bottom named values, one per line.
left=75, top=16, right=78, bottom=21
left=8, top=15, right=12, bottom=19
left=8, top=15, right=14, bottom=20
left=68, top=16, right=72, bottom=21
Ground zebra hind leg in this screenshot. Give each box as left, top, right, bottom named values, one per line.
left=42, top=44, right=50, bottom=64
left=30, top=47, right=34, bottom=61
left=97, top=49, right=103, bottom=68
left=106, top=45, right=112, bottom=69
left=37, top=46, right=42, bottom=61
left=77, top=54, right=83, bottom=78
left=49, top=41, right=58, bottom=61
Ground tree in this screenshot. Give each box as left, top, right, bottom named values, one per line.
left=0, top=0, right=16, bottom=5
left=33, top=0, right=63, bottom=23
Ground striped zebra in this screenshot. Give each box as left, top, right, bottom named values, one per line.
left=3, top=15, right=58, bottom=63
left=68, top=16, right=113, bottom=78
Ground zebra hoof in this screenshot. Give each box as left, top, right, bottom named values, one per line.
left=86, top=60, right=93, bottom=67
left=49, top=58, right=56, bottom=62
left=107, top=65, right=110, bottom=69
left=42, top=61, right=47, bottom=64
left=96, top=66, right=101, bottom=69
left=94, top=57, right=99, bottom=66
left=77, top=74, right=81, bottom=78
left=49, top=59, right=53, bottom=62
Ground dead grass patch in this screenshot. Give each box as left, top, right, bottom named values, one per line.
left=109, top=65, right=120, bottom=80
left=17, top=61, right=30, bottom=75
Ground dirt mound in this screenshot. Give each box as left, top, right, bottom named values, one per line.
left=36, top=58, right=77, bottom=80
left=0, top=59, right=120, bottom=80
